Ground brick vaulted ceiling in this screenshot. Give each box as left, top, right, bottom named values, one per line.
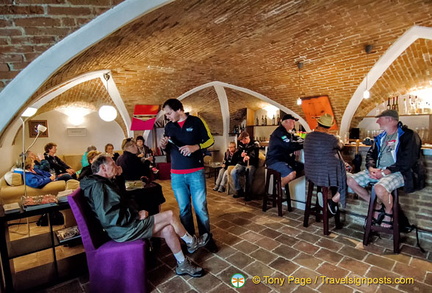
left=1, top=0, right=432, bottom=136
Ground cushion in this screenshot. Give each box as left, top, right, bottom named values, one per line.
left=4, top=171, right=23, bottom=186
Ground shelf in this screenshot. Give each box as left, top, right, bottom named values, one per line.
left=361, top=114, right=431, bottom=118
left=13, top=253, right=86, bottom=292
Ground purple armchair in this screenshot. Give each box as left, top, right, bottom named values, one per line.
left=68, top=188, right=147, bottom=293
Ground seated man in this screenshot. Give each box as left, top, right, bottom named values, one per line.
left=347, top=110, right=425, bottom=228
left=116, top=138, right=165, bottom=215
left=80, top=154, right=207, bottom=277
left=304, top=114, right=350, bottom=214
left=265, top=114, right=304, bottom=196
left=44, top=142, right=77, bottom=180
left=231, top=131, right=259, bottom=201
left=213, top=141, right=237, bottom=193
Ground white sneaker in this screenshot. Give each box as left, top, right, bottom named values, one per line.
left=317, top=192, right=323, bottom=207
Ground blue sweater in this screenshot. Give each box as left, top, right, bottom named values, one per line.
left=25, top=169, right=53, bottom=188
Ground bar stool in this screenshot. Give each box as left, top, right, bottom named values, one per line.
left=363, top=187, right=400, bottom=253
left=303, top=180, right=341, bottom=235
left=262, top=168, right=292, bottom=216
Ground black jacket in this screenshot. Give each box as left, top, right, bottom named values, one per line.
left=266, top=125, right=303, bottom=167
left=233, top=140, right=260, bottom=167
left=366, top=124, right=426, bottom=193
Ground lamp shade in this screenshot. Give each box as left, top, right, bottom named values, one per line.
left=21, top=107, right=38, bottom=117
left=99, top=105, right=117, bottom=122
left=37, top=124, right=47, bottom=133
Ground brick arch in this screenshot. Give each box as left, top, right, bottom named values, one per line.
left=171, top=81, right=311, bottom=149
left=341, top=25, right=432, bottom=137
left=0, top=0, right=173, bottom=133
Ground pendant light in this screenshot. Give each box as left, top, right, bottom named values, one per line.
left=363, top=45, right=373, bottom=99
left=297, top=61, right=304, bottom=105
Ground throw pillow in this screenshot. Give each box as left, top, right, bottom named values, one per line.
left=4, top=171, right=23, bottom=186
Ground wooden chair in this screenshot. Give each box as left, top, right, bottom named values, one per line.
left=363, top=186, right=400, bottom=253
left=262, top=168, right=292, bottom=216
left=303, top=180, right=341, bottom=235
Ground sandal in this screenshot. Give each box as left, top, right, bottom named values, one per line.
left=380, top=212, right=393, bottom=229
left=363, top=205, right=385, bottom=229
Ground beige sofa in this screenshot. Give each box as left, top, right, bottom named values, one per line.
left=0, top=154, right=82, bottom=227
left=226, top=151, right=266, bottom=197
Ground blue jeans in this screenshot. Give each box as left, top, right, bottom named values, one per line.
left=231, top=164, right=256, bottom=191
left=171, top=169, right=210, bottom=236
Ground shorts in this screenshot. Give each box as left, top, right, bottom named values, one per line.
left=267, top=162, right=295, bottom=178
left=348, top=170, right=404, bottom=193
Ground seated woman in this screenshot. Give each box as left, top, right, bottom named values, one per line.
left=24, top=157, right=56, bottom=188
left=104, top=143, right=120, bottom=162
left=136, top=135, right=158, bottom=174
left=78, top=150, right=101, bottom=181
left=81, top=145, right=97, bottom=169
left=44, top=142, right=77, bottom=181
left=213, top=141, right=237, bottom=193
left=304, top=114, right=352, bottom=214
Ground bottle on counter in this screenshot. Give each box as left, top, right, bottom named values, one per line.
left=387, top=98, right=391, bottom=110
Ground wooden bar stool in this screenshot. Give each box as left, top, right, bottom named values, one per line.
left=363, top=187, right=400, bottom=253
left=303, top=180, right=341, bottom=235
left=262, top=168, right=292, bottom=216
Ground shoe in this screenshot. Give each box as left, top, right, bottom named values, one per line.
left=218, top=186, right=225, bottom=193
left=213, top=185, right=219, bottom=191
left=175, top=257, right=204, bottom=278
left=317, top=192, right=323, bottom=208
left=233, top=189, right=244, bottom=198
left=205, top=237, right=219, bottom=253
left=380, top=212, right=393, bottom=229
left=187, top=233, right=209, bottom=254
left=281, top=187, right=287, bottom=200
left=327, top=199, right=338, bottom=215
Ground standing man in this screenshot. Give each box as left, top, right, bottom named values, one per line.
left=160, top=98, right=217, bottom=252
left=231, top=131, right=259, bottom=201
left=265, top=114, right=304, bottom=194
left=347, top=110, right=425, bottom=228
left=80, top=154, right=206, bottom=277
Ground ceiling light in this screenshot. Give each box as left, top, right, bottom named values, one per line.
left=297, top=98, right=302, bottom=105
left=99, top=105, right=117, bottom=122
left=297, top=62, right=304, bottom=105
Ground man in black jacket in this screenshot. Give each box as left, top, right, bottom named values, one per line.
left=266, top=114, right=304, bottom=190
left=347, top=110, right=425, bottom=228
left=231, top=131, right=260, bottom=201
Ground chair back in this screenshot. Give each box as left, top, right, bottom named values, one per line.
left=68, top=188, right=110, bottom=252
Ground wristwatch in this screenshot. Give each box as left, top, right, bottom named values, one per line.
left=381, top=171, right=386, bottom=177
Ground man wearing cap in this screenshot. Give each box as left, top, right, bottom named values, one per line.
left=347, top=109, right=425, bottom=228
left=304, top=114, right=350, bottom=215
left=231, top=131, right=260, bottom=201
left=266, top=114, right=304, bottom=194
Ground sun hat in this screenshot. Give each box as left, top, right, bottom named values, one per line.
left=316, top=113, right=334, bottom=128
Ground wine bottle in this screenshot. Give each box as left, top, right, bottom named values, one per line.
left=256, top=117, right=259, bottom=126
left=261, top=115, right=264, bottom=126
left=387, top=98, right=391, bottom=110
left=395, top=96, right=399, bottom=112
left=264, top=116, right=267, bottom=126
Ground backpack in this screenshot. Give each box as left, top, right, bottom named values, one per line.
left=399, top=208, right=425, bottom=253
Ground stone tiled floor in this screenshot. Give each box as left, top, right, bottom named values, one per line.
left=35, top=178, right=432, bottom=292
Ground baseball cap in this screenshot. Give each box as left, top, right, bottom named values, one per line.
left=282, top=114, right=299, bottom=121
left=375, top=109, right=399, bottom=120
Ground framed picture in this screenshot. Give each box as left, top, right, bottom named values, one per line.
left=28, top=120, right=49, bottom=138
